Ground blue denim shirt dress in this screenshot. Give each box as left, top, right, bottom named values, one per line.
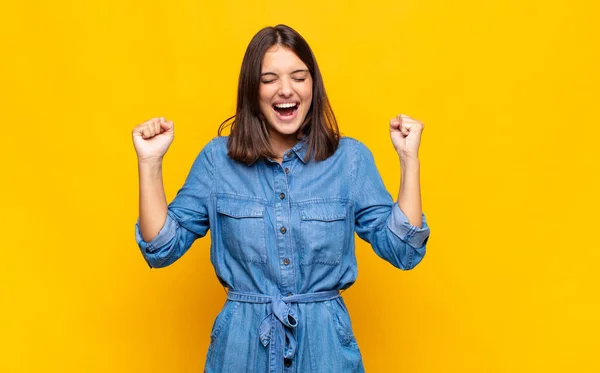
left=135, top=136, right=431, bottom=373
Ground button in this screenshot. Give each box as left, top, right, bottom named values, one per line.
left=279, top=193, right=285, bottom=199
left=284, top=358, right=292, bottom=367
left=284, top=167, right=290, bottom=174
left=285, top=151, right=292, bottom=158
left=280, top=226, right=287, bottom=234
left=287, top=293, right=293, bottom=297
left=283, top=258, right=290, bottom=265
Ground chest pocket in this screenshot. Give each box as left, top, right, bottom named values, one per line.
left=217, top=197, right=267, bottom=264
left=299, top=202, right=348, bottom=265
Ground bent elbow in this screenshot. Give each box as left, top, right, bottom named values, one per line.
left=139, top=235, right=180, bottom=269
left=135, top=214, right=181, bottom=269
left=383, top=231, right=429, bottom=270
left=399, top=242, right=427, bottom=270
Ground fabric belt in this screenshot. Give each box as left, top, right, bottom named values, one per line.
left=226, top=289, right=341, bottom=373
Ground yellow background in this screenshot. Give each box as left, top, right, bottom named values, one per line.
left=1, top=0, right=598, bottom=372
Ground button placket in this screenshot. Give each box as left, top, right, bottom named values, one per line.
left=272, top=160, right=296, bottom=296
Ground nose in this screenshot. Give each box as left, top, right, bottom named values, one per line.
left=277, top=77, right=293, bottom=97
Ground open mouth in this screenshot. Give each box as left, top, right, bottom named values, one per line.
left=272, top=102, right=299, bottom=120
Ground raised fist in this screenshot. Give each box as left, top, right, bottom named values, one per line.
left=389, top=114, right=424, bottom=159
left=132, top=117, right=175, bottom=162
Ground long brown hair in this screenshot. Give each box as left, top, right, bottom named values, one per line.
left=218, top=24, right=340, bottom=164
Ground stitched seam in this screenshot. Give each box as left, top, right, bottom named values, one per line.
left=407, top=246, right=414, bottom=269
left=350, top=139, right=359, bottom=205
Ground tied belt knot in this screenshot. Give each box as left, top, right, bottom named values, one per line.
left=226, top=289, right=341, bottom=373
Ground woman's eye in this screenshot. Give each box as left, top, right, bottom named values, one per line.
left=261, top=80, right=275, bottom=84
left=293, top=78, right=306, bottom=82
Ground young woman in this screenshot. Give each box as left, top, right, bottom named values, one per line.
left=132, top=24, right=430, bottom=373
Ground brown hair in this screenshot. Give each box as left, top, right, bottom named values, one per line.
left=218, top=24, right=340, bottom=164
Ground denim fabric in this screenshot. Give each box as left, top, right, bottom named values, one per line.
left=135, top=136, right=430, bottom=373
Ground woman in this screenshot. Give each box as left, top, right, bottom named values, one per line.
left=132, top=24, right=430, bottom=373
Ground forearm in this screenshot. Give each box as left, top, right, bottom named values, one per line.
left=138, top=160, right=168, bottom=242
left=397, top=157, right=423, bottom=228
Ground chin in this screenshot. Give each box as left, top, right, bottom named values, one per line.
left=265, top=111, right=308, bottom=138
left=269, top=121, right=302, bottom=137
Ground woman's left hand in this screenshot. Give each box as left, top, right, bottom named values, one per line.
left=390, top=114, right=424, bottom=160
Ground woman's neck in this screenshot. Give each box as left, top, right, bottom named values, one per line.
left=269, top=131, right=300, bottom=160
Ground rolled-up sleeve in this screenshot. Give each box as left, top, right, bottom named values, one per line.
left=351, top=140, right=430, bottom=270
left=134, top=138, right=215, bottom=268
left=388, top=203, right=430, bottom=249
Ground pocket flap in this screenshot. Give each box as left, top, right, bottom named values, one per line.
left=217, top=197, right=265, bottom=218
left=300, top=202, right=347, bottom=221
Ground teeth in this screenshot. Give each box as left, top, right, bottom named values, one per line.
left=274, top=103, right=297, bottom=109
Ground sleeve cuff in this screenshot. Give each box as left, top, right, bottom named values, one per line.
left=135, top=211, right=179, bottom=253
left=387, top=203, right=430, bottom=248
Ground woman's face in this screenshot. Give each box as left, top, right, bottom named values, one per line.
left=259, top=44, right=313, bottom=143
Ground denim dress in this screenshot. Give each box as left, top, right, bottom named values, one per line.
left=135, top=136, right=431, bottom=373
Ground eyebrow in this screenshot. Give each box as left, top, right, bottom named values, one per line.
left=261, top=69, right=309, bottom=76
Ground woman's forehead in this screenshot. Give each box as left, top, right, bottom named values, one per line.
left=261, top=45, right=308, bottom=72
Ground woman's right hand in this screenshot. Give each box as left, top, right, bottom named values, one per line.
left=132, top=117, right=175, bottom=162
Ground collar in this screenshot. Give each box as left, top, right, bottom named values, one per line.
left=247, top=137, right=309, bottom=166
left=290, top=137, right=309, bottom=164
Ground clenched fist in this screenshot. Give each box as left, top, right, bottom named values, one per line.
left=132, top=117, right=175, bottom=162
left=390, top=114, right=424, bottom=160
